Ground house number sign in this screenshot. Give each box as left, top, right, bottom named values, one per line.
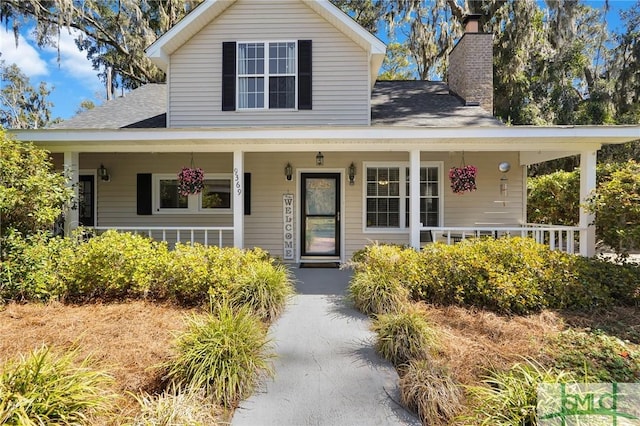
left=233, top=168, right=242, bottom=196
left=283, top=194, right=294, bottom=260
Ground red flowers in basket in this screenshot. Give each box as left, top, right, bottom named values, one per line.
left=177, top=167, right=204, bottom=196
left=449, top=165, right=477, bottom=194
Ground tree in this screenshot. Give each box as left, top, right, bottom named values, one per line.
left=0, top=128, right=73, bottom=237
left=75, top=99, right=96, bottom=115
left=1, top=0, right=202, bottom=91
left=0, top=61, right=59, bottom=129
left=378, top=42, right=415, bottom=80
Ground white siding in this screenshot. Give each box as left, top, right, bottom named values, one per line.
left=168, top=0, right=370, bottom=127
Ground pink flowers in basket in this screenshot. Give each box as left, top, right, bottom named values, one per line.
left=449, top=165, right=477, bottom=194
left=177, top=167, right=204, bottom=196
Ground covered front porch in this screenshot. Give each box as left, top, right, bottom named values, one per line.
left=17, top=125, right=638, bottom=260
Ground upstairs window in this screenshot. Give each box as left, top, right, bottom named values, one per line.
left=238, top=42, right=296, bottom=109
left=223, top=40, right=312, bottom=111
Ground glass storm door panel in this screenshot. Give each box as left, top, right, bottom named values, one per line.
left=78, top=175, right=95, bottom=227
left=301, top=173, right=340, bottom=256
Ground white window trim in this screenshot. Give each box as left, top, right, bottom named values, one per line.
left=152, top=173, right=232, bottom=215
left=362, top=161, right=443, bottom=233
left=236, top=40, right=298, bottom=111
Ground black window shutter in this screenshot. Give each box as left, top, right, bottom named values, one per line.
left=244, top=173, right=251, bottom=215
left=222, top=41, right=236, bottom=111
left=137, top=174, right=152, bottom=215
left=298, top=40, right=312, bottom=110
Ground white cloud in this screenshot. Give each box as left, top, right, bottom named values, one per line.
left=0, top=28, right=48, bottom=76
left=44, top=30, right=101, bottom=87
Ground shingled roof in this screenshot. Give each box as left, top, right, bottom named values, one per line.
left=51, top=80, right=502, bottom=129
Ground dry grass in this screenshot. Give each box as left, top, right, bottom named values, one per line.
left=414, top=303, right=564, bottom=385
left=0, top=301, right=197, bottom=423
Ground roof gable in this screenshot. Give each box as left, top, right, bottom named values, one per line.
left=145, top=0, right=386, bottom=86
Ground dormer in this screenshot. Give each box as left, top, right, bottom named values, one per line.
left=145, top=0, right=386, bottom=128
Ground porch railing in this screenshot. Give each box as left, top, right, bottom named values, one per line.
left=92, top=226, right=234, bottom=247
left=422, top=224, right=583, bottom=254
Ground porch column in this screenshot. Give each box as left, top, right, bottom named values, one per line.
left=409, top=149, right=421, bottom=249
left=233, top=150, right=244, bottom=249
left=63, top=151, right=79, bottom=235
left=579, top=150, right=597, bottom=257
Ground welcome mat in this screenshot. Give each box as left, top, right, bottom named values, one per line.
left=299, top=262, right=340, bottom=269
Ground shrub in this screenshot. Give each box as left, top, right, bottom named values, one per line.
left=0, top=130, right=73, bottom=237
left=229, top=261, right=294, bottom=322
left=165, top=303, right=273, bottom=407
left=0, top=345, right=114, bottom=425
left=399, top=360, right=463, bottom=426
left=587, top=160, right=640, bottom=256
left=548, top=329, right=640, bottom=382
left=64, top=230, right=166, bottom=301
left=372, top=308, right=437, bottom=367
left=131, top=385, right=220, bottom=426
left=527, top=170, right=580, bottom=226
left=462, top=361, right=574, bottom=426
left=0, top=231, right=76, bottom=302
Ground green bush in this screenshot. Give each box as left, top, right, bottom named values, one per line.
left=0, top=231, right=77, bottom=302
left=527, top=170, right=580, bottom=226
left=462, top=361, right=574, bottom=426
left=548, top=329, right=640, bottom=382
left=64, top=230, right=165, bottom=301
left=399, top=360, right=462, bottom=426
left=229, top=261, right=294, bottom=322
left=372, top=308, right=437, bottom=367
left=0, top=345, right=114, bottom=425
left=351, top=238, right=639, bottom=315
left=165, top=303, right=273, bottom=407
left=0, top=129, right=73, bottom=237
left=588, top=160, right=640, bottom=256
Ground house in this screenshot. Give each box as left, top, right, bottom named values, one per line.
left=12, top=0, right=640, bottom=263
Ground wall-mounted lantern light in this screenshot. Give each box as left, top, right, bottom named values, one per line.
left=285, top=162, right=293, bottom=181
left=316, top=152, right=324, bottom=166
left=98, top=164, right=110, bottom=181
left=498, top=161, right=510, bottom=199
left=348, top=162, right=356, bottom=185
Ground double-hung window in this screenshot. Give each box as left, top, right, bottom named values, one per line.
left=154, top=174, right=232, bottom=214
left=238, top=41, right=296, bottom=109
left=364, top=163, right=442, bottom=230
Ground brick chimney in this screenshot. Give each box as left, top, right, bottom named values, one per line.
left=447, top=14, right=493, bottom=113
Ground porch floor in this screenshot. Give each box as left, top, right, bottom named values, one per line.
left=231, top=267, right=420, bottom=426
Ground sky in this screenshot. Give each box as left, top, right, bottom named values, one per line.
left=0, top=0, right=635, bottom=122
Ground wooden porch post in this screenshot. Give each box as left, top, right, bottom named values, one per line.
left=63, top=151, right=79, bottom=235
left=579, top=150, right=597, bottom=257
left=409, top=149, right=421, bottom=249
left=233, top=150, right=244, bottom=249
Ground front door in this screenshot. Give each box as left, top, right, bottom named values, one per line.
left=301, top=173, right=340, bottom=258
left=78, top=175, right=95, bottom=227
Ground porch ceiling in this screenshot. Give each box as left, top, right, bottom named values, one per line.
left=13, top=125, right=639, bottom=156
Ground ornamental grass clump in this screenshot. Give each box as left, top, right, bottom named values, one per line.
left=348, top=270, right=410, bottom=316
left=0, top=345, right=114, bottom=425
left=372, top=308, right=438, bottom=367
left=229, top=262, right=294, bottom=322
left=165, top=303, right=273, bottom=407
left=131, top=384, right=220, bottom=426
left=399, top=360, right=463, bottom=426
left=462, top=361, right=574, bottom=426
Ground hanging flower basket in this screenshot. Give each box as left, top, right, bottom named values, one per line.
left=177, top=167, right=204, bottom=196
left=449, top=165, right=477, bottom=194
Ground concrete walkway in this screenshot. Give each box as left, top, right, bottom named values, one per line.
left=231, top=267, right=420, bottom=426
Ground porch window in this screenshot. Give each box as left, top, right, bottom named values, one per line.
left=238, top=41, right=296, bottom=109
left=153, top=174, right=232, bottom=214
left=365, top=163, right=442, bottom=230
